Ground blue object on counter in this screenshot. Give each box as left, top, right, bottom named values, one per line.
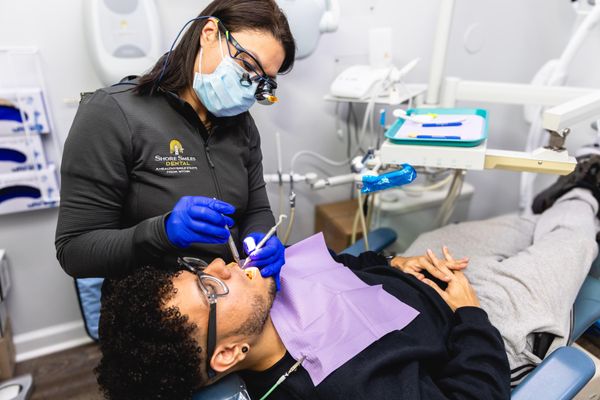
left=0, top=185, right=41, bottom=204
left=422, top=122, right=462, bottom=127
left=0, top=105, right=27, bottom=123
left=361, top=164, right=417, bottom=194
left=414, top=135, right=461, bottom=139
left=379, top=109, right=386, bottom=126
left=0, top=149, right=27, bottom=163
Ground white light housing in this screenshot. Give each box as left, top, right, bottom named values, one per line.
left=83, top=0, right=163, bottom=86
left=276, top=0, right=340, bottom=59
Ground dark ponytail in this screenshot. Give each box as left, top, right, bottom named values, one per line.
left=135, top=0, right=296, bottom=96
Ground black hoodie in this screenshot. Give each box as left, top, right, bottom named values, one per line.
left=240, top=251, right=511, bottom=400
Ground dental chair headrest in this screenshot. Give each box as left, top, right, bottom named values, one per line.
left=192, top=373, right=250, bottom=400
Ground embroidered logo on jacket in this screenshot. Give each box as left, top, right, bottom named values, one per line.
left=169, top=140, right=184, bottom=156
left=154, top=139, right=198, bottom=174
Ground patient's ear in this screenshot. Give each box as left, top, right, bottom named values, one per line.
left=211, top=342, right=250, bottom=373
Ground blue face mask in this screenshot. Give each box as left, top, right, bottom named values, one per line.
left=193, top=35, right=258, bottom=117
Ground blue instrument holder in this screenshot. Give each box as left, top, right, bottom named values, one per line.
left=360, top=164, right=417, bottom=194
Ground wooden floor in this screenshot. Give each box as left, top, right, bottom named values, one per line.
left=578, top=334, right=600, bottom=358
left=15, top=343, right=103, bottom=400
left=11, top=334, right=600, bottom=399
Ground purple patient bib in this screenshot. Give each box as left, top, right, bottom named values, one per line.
left=270, top=233, right=419, bottom=385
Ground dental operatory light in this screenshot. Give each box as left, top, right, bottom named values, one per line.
left=83, top=0, right=163, bottom=85
left=276, top=0, right=340, bottom=59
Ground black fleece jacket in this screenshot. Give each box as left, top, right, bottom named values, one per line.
left=240, top=251, right=511, bottom=400
left=55, top=81, right=274, bottom=278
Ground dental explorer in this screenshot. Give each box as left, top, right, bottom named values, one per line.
left=224, top=225, right=241, bottom=265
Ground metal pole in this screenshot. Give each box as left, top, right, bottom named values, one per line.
left=426, top=0, right=456, bottom=106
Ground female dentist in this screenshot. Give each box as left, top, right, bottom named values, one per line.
left=55, top=0, right=295, bottom=290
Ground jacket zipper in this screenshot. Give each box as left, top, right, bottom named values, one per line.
left=203, top=130, right=224, bottom=200
left=201, top=128, right=234, bottom=258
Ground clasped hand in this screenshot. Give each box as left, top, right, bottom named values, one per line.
left=390, top=246, right=480, bottom=311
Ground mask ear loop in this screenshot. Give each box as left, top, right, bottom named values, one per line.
left=217, top=28, right=225, bottom=60
left=198, top=19, right=225, bottom=83
left=199, top=47, right=204, bottom=85
left=199, top=20, right=224, bottom=87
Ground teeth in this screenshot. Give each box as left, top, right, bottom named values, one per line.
left=245, top=268, right=259, bottom=280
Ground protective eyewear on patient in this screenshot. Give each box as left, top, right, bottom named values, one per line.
left=177, top=257, right=228, bottom=379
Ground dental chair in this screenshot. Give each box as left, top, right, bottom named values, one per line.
left=346, top=232, right=600, bottom=400
left=510, top=257, right=600, bottom=400
left=74, top=228, right=600, bottom=400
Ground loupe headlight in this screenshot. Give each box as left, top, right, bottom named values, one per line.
left=239, top=74, right=278, bottom=105
left=255, top=78, right=278, bottom=105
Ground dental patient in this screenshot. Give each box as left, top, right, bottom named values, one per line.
left=96, top=154, right=600, bottom=400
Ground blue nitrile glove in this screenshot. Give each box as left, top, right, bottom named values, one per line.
left=166, top=196, right=235, bottom=248
left=243, top=232, right=285, bottom=291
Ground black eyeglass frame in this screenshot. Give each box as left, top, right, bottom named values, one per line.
left=224, top=31, right=277, bottom=87
left=156, top=15, right=280, bottom=105
left=217, top=23, right=279, bottom=105
left=177, top=257, right=229, bottom=379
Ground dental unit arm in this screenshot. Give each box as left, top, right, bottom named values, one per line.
left=423, top=81, right=600, bottom=176
left=420, top=0, right=600, bottom=177
left=483, top=90, right=600, bottom=175
left=543, top=91, right=600, bottom=150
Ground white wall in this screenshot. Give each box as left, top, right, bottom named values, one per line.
left=0, top=0, right=212, bottom=359
left=0, top=0, right=597, bottom=358
left=0, top=0, right=100, bottom=359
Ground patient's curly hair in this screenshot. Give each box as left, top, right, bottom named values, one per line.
left=95, top=266, right=204, bottom=400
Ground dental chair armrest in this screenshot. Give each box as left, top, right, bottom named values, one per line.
left=192, top=373, right=248, bottom=400
left=511, top=346, right=595, bottom=400
left=339, top=228, right=397, bottom=256
left=572, top=275, right=600, bottom=343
